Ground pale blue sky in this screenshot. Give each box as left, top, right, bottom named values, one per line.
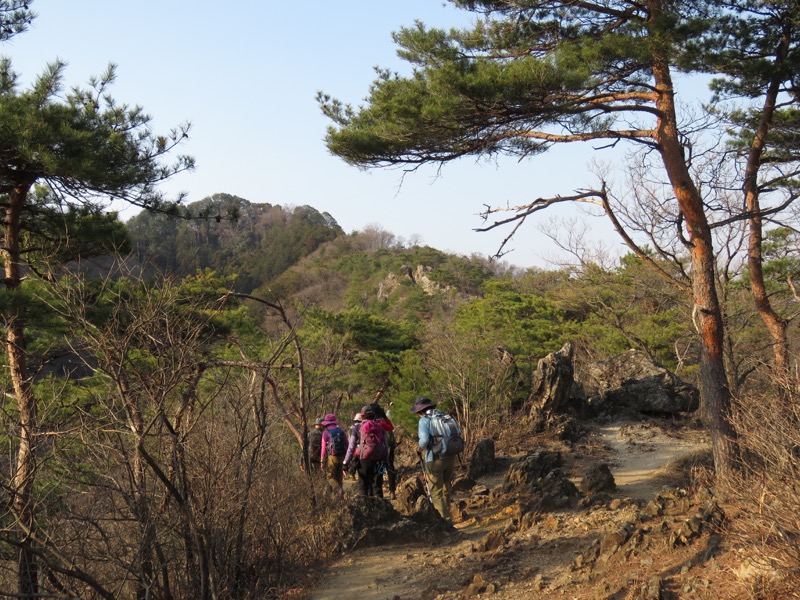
left=6, top=1, right=638, bottom=268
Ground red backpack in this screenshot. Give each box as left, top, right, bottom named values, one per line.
left=358, top=419, right=386, bottom=462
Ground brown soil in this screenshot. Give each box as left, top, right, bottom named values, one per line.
left=296, top=417, right=758, bottom=600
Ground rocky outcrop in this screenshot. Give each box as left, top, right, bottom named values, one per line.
left=583, top=349, right=699, bottom=415
left=580, top=463, right=616, bottom=495
left=503, top=450, right=581, bottom=513
left=522, top=345, right=698, bottom=420
left=331, top=495, right=452, bottom=552
left=377, top=264, right=450, bottom=299
left=528, top=342, right=577, bottom=419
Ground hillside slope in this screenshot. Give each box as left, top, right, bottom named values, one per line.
left=298, top=417, right=763, bottom=600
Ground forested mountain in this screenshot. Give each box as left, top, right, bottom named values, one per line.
left=126, top=193, right=343, bottom=292
left=3, top=0, right=799, bottom=595
left=123, top=199, right=713, bottom=380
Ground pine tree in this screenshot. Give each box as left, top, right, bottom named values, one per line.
left=0, top=56, right=192, bottom=597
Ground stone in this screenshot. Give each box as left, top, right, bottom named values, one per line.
left=583, top=349, right=699, bottom=415
left=599, top=524, right=634, bottom=559
left=580, top=463, right=617, bottom=494
left=395, top=475, right=426, bottom=514
left=528, top=342, right=580, bottom=419
left=505, top=450, right=563, bottom=488
left=469, top=438, right=497, bottom=478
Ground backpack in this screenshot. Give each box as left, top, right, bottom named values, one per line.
left=358, top=420, right=387, bottom=461
left=309, top=429, right=323, bottom=459
left=383, top=426, right=396, bottom=450
left=428, top=410, right=465, bottom=458
left=326, top=427, right=347, bottom=457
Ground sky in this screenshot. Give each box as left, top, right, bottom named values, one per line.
left=6, top=1, right=634, bottom=269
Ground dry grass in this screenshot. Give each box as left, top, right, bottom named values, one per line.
left=653, top=447, right=715, bottom=490
left=721, top=390, right=800, bottom=598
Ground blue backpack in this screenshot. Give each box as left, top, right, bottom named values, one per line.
left=326, top=427, right=347, bottom=457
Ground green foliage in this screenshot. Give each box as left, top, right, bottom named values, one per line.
left=454, top=277, right=568, bottom=358
left=23, top=185, right=131, bottom=267
left=0, top=1, right=33, bottom=41
left=0, top=60, right=193, bottom=205
left=319, top=2, right=718, bottom=168
left=550, top=253, right=694, bottom=369
left=741, top=227, right=800, bottom=299
left=315, top=308, right=419, bottom=354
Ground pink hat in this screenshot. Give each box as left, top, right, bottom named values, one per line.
left=320, top=413, right=338, bottom=426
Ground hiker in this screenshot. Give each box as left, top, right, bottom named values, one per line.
left=343, top=406, right=388, bottom=497
left=368, top=402, right=398, bottom=499
left=343, top=414, right=361, bottom=481
left=301, top=417, right=324, bottom=472
left=411, top=396, right=464, bottom=524
left=319, top=413, right=347, bottom=499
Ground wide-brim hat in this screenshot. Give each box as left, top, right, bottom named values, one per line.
left=353, top=412, right=363, bottom=422
left=320, top=413, right=338, bottom=426
left=410, top=396, right=436, bottom=414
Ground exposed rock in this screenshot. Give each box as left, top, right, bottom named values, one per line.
left=377, top=272, right=400, bottom=300
left=378, top=264, right=451, bottom=299
left=332, top=495, right=453, bottom=552
left=641, top=500, right=663, bottom=519
left=503, top=450, right=581, bottom=513
left=478, top=530, right=507, bottom=553
left=469, top=438, right=496, bottom=478
left=580, top=463, right=616, bottom=495
left=528, top=470, right=581, bottom=512
left=669, top=501, right=725, bottom=548
left=504, top=451, right=563, bottom=489
left=549, top=414, right=585, bottom=444
left=452, top=474, right=476, bottom=493
left=395, top=474, right=426, bottom=514
left=583, top=349, right=699, bottom=415
left=599, top=523, right=635, bottom=560
left=36, top=345, right=97, bottom=381
left=528, top=342, right=578, bottom=420
left=627, top=576, right=664, bottom=600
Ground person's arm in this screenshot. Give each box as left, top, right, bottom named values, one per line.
left=417, top=417, right=431, bottom=453
left=381, top=417, right=395, bottom=432
left=343, top=424, right=359, bottom=465
left=320, top=430, right=330, bottom=460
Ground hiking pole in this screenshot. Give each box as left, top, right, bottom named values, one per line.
left=417, top=453, right=433, bottom=502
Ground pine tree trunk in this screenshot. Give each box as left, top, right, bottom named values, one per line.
left=742, top=37, right=792, bottom=381
left=3, top=184, right=39, bottom=598
left=651, top=39, right=737, bottom=479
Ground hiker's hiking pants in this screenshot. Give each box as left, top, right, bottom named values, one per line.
left=357, top=458, right=384, bottom=497
left=425, top=455, right=456, bottom=523
left=324, top=455, right=344, bottom=498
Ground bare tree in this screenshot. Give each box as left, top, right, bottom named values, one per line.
left=14, top=267, right=318, bottom=599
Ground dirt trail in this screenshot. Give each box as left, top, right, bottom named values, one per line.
left=594, top=420, right=706, bottom=499
left=306, top=419, right=710, bottom=600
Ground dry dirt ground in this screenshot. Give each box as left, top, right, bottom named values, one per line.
left=295, top=417, right=761, bottom=600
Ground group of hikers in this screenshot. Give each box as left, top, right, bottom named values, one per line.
left=304, top=396, right=464, bottom=525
